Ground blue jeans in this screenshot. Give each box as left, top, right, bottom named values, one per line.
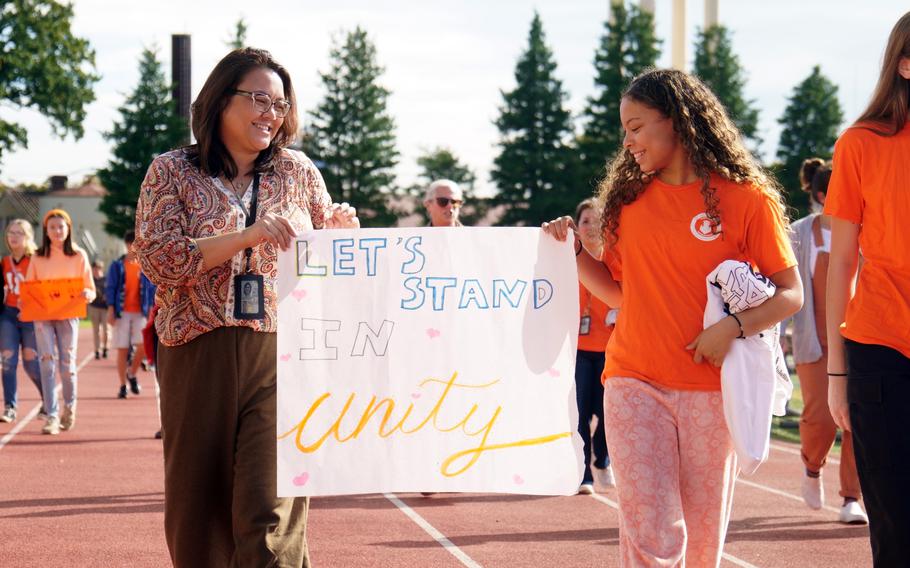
left=34, top=319, right=79, bottom=419
left=0, top=306, right=42, bottom=408
left=575, top=349, right=609, bottom=483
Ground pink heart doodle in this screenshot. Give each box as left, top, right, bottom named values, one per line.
left=547, top=368, right=561, bottom=378
left=513, top=474, right=525, bottom=485
left=426, top=328, right=441, bottom=339
left=280, top=353, right=291, bottom=362
left=293, top=472, right=310, bottom=487
left=291, top=289, right=307, bottom=301
left=411, top=392, right=422, bottom=399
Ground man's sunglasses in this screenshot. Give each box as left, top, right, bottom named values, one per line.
left=435, top=197, right=463, bottom=207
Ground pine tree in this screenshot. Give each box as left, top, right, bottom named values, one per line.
left=98, top=48, right=188, bottom=237
left=579, top=2, right=661, bottom=187
left=491, top=13, right=577, bottom=226
left=692, top=25, right=761, bottom=150
left=410, top=147, right=488, bottom=226
left=776, top=65, right=843, bottom=215
left=302, top=27, right=399, bottom=227
left=0, top=0, right=99, bottom=166
left=227, top=18, right=248, bottom=49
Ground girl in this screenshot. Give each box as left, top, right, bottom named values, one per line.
left=0, top=220, right=42, bottom=423
left=573, top=198, right=614, bottom=494
left=25, top=210, right=95, bottom=435
left=787, top=159, right=866, bottom=524
left=825, top=12, right=910, bottom=566
left=544, top=68, right=802, bottom=566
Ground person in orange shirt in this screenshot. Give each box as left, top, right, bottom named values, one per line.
left=106, top=230, right=155, bottom=399
left=573, top=198, right=615, bottom=495
left=544, top=69, right=802, bottom=566
left=825, top=13, right=910, bottom=566
left=0, top=220, right=42, bottom=423
left=25, top=209, right=95, bottom=435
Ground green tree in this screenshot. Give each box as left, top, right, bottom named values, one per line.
left=579, top=2, right=661, bottom=187
left=0, top=0, right=99, bottom=166
left=302, top=27, right=398, bottom=227
left=491, top=13, right=577, bottom=226
left=692, top=25, right=761, bottom=150
left=97, top=48, right=188, bottom=237
left=409, top=147, right=489, bottom=226
left=227, top=17, right=248, bottom=49
left=776, top=65, right=843, bottom=216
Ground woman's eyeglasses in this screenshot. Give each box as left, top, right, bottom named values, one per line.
left=232, top=90, right=292, bottom=118
left=435, top=197, right=463, bottom=208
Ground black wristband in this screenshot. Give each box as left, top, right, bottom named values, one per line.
left=827, top=372, right=848, bottom=377
left=575, top=238, right=583, bottom=256
left=729, top=313, right=745, bottom=338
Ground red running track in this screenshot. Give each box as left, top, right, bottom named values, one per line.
left=0, top=328, right=872, bottom=567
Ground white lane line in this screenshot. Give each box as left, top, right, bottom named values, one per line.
left=769, top=442, right=840, bottom=465
left=0, top=353, right=94, bottom=452
left=736, top=478, right=840, bottom=514
left=588, top=493, right=760, bottom=568
left=384, top=493, right=482, bottom=568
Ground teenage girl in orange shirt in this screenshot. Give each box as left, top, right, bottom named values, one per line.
left=544, top=69, right=802, bottom=566
left=825, top=12, right=910, bottom=566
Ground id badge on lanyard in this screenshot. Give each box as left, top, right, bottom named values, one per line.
left=579, top=315, right=592, bottom=336
left=233, top=173, right=265, bottom=321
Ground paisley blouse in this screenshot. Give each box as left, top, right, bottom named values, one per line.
left=134, top=148, right=332, bottom=347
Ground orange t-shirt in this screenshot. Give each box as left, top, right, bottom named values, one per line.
left=2, top=255, right=30, bottom=308
left=123, top=258, right=142, bottom=313
left=824, top=122, right=910, bottom=358
left=577, top=282, right=612, bottom=353
left=603, top=175, right=796, bottom=391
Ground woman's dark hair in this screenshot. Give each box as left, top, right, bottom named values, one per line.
left=799, top=157, right=826, bottom=192
left=188, top=47, right=298, bottom=178
left=598, top=68, right=788, bottom=244
left=38, top=213, right=76, bottom=257
left=808, top=163, right=832, bottom=205
left=855, top=12, right=910, bottom=135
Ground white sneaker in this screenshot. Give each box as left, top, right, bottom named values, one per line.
left=594, top=465, right=616, bottom=488
left=839, top=501, right=869, bottom=525
left=577, top=482, right=595, bottom=495
left=802, top=472, right=824, bottom=510
left=42, top=416, right=60, bottom=436
left=60, top=406, right=76, bottom=431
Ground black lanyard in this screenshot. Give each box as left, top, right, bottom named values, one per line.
left=242, top=173, right=261, bottom=274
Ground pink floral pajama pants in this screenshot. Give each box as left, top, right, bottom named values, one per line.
left=603, top=377, right=738, bottom=567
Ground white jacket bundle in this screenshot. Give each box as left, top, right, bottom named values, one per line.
left=703, top=260, right=792, bottom=475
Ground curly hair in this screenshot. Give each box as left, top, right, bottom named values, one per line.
left=598, top=68, right=789, bottom=244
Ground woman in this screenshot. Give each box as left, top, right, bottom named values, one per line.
left=787, top=159, right=866, bottom=524
left=826, top=12, right=910, bottom=565
left=0, top=220, right=42, bottom=423
left=88, top=259, right=110, bottom=360
left=25, top=210, right=95, bottom=435
left=544, top=69, right=801, bottom=565
left=573, top=198, right=614, bottom=495
left=134, top=47, right=358, bottom=567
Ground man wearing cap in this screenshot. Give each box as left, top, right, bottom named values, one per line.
left=423, top=179, right=465, bottom=228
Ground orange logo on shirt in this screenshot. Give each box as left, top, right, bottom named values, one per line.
left=690, top=213, right=721, bottom=242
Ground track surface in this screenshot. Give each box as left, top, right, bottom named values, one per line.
left=0, top=329, right=872, bottom=567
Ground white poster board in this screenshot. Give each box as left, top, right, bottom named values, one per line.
left=276, top=227, right=583, bottom=496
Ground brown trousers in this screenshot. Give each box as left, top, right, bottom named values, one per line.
left=158, top=326, right=310, bottom=567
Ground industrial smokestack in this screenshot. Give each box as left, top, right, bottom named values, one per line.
left=171, top=34, right=192, bottom=144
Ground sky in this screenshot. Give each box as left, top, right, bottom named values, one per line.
left=2, top=0, right=906, bottom=196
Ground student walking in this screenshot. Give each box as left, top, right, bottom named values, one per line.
left=573, top=198, right=614, bottom=495
left=106, top=230, right=155, bottom=399
left=0, top=220, right=42, bottom=423
left=787, top=159, right=867, bottom=524
left=544, top=69, right=802, bottom=566
left=825, top=12, right=910, bottom=566
left=25, top=209, right=95, bottom=435
left=88, top=260, right=110, bottom=360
